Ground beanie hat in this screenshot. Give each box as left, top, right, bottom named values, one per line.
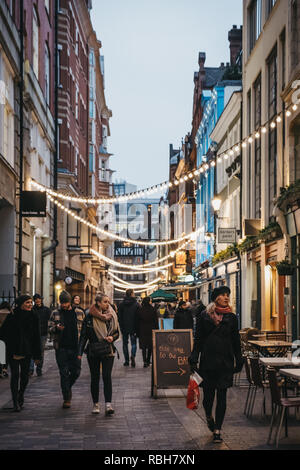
left=15, top=294, right=32, bottom=308
left=59, top=290, right=71, bottom=304
left=211, top=286, right=231, bottom=302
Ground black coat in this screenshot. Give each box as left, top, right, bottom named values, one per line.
left=136, top=305, right=158, bottom=349
left=78, top=314, right=120, bottom=357
left=189, top=310, right=243, bottom=389
left=0, top=308, right=42, bottom=360
left=173, top=307, right=194, bottom=330
left=117, top=297, right=140, bottom=335
left=33, top=304, right=51, bottom=336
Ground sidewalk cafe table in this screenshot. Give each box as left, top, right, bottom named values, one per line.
left=248, top=340, right=292, bottom=357
left=259, top=358, right=300, bottom=368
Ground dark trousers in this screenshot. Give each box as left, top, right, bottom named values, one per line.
left=30, top=336, right=47, bottom=374
left=87, top=355, right=114, bottom=404
left=202, top=382, right=228, bottom=430
left=122, top=333, right=137, bottom=363
left=142, top=347, right=152, bottom=365
left=8, top=356, right=31, bottom=406
left=55, top=348, right=81, bottom=401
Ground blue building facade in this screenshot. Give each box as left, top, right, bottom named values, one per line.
left=195, top=82, right=241, bottom=267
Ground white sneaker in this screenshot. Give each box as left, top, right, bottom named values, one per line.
left=92, top=403, right=100, bottom=414
left=105, top=403, right=114, bottom=415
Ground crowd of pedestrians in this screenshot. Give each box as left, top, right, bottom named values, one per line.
left=0, top=284, right=243, bottom=446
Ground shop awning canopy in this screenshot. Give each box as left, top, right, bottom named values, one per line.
left=150, top=289, right=177, bottom=301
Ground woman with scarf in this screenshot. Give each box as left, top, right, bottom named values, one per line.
left=136, top=296, right=158, bottom=368
left=189, top=286, right=243, bottom=443
left=78, top=293, right=120, bottom=415
left=0, top=295, right=41, bottom=412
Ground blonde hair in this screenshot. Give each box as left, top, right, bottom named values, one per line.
left=206, top=303, right=216, bottom=315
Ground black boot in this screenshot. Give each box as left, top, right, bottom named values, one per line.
left=18, top=391, right=24, bottom=409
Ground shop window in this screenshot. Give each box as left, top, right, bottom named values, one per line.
left=67, top=208, right=81, bottom=248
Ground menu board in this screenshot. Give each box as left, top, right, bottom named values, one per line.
left=151, top=329, right=193, bottom=398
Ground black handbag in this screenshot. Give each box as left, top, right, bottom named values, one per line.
left=89, top=339, right=111, bottom=358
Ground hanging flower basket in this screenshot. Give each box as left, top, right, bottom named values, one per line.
left=276, top=261, right=295, bottom=276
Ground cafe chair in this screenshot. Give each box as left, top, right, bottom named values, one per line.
left=247, top=357, right=269, bottom=418
left=267, top=367, right=300, bottom=448
left=243, top=357, right=255, bottom=416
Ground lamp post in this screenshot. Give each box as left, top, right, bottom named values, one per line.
left=211, top=198, right=222, bottom=255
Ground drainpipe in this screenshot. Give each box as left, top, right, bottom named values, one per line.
left=17, top=0, right=24, bottom=296
left=239, top=98, right=243, bottom=329
left=53, top=0, right=59, bottom=305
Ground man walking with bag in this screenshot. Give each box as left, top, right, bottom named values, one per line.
left=48, top=290, right=85, bottom=409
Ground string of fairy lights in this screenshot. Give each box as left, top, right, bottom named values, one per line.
left=30, top=101, right=299, bottom=292
left=30, top=101, right=298, bottom=205
left=46, top=193, right=199, bottom=249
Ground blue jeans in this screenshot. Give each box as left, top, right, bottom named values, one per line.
left=30, top=336, right=47, bottom=374
left=55, top=348, right=81, bottom=401
left=122, top=333, right=137, bottom=363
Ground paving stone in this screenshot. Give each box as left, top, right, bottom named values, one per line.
left=0, top=347, right=299, bottom=450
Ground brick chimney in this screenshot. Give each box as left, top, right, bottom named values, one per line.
left=228, top=25, right=242, bottom=66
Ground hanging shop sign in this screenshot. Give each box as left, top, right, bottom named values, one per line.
left=218, top=228, right=236, bottom=244
left=21, top=191, right=47, bottom=218
left=175, top=251, right=187, bottom=268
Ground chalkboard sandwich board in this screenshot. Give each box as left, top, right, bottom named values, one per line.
left=151, top=329, right=193, bottom=398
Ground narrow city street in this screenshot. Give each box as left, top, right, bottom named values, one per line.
left=0, top=345, right=300, bottom=451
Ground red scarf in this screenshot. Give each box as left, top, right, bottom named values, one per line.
left=215, top=305, right=232, bottom=315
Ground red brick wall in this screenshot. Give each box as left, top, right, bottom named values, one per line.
left=58, top=0, right=89, bottom=196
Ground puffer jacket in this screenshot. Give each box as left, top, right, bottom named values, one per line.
left=117, top=297, right=140, bottom=335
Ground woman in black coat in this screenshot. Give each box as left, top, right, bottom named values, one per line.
left=189, top=286, right=243, bottom=443
left=0, top=295, right=41, bottom=412
left=136, top=297, right=158, bottom=367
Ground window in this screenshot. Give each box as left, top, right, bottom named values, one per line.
left=267, top=0, right=277, bottom=17
left=280, top=29, right=286, bottom=91
left=32, top=7, right=39, bottom=78
left=45, top=43, right=50, bottom=105
left=67, top=208, right=81, bottom=248
left=268, top=48, right=277, bottom=219
left=254, top=75, right=261, bottom=219
left=249, top=0, right=262, bottom=54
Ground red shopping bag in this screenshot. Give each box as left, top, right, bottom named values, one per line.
left=186, top=372, right=203, bottom=410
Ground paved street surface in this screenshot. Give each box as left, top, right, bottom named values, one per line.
left=0, top=345, right=300, bottom=451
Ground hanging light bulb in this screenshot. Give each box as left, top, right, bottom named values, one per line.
left=261, top=127, right=267, bottom=133
left=286, top=110, right=291, bottom=117
left=270, top=122, right=276, bottom=129
left=276, top=116, right=282, bottom=123
left=242, top=142, right=247, bottom=148
left=248, top=137, right=253, bottom=143
left=292, top=104, right=298, bottom=111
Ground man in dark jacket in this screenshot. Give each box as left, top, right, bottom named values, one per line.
left=173, top=300, right=194, bottom=330
left=117, top=289, right=140, bottom=367
left=48, top=290, right=85, bottom=409
left=29, top=294, right=51, bottom=377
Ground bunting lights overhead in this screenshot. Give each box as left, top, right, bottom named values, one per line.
left=30, top=103, right=297, bottom=206
left=47, top=194, right=200, bottom=248
left=108, top=271, right=163, bottom=289
left=90, top=246, right=187, bottom=271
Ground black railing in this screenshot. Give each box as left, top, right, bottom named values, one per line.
left=0, top=288, right=17, bottom=307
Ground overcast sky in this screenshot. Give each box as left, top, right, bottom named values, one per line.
left=91, top=0, right=243, bottom=190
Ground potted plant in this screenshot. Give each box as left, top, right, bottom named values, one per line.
left=276, top=260, right=295, bottom=276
